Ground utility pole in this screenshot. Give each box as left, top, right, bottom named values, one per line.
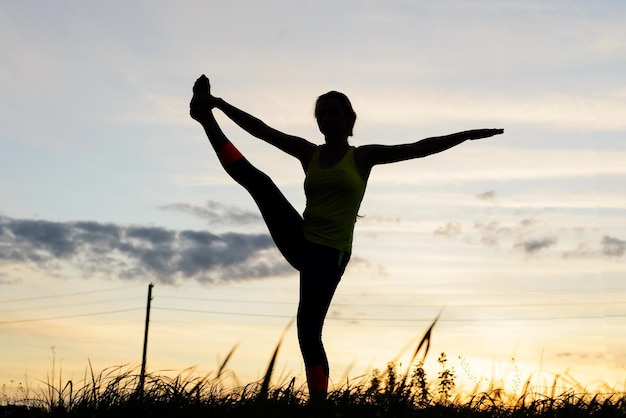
left=138, top=282, right=153, bottom=394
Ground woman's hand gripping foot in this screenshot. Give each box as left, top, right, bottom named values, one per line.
left=190, top=74, right=217, bottom=122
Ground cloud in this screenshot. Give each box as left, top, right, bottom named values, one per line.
left=434, top=222, right=462, bottom=237
left=159, top=200, right=262, bottom=225
left=433, top=214, right=625, bottom=258
left=459, top=219, right=527, bottom=249
left=476, top=190, right=496, bottom=201
left=562, top=237, right=625, bottom=260
left=554, top=351, right=605, bottom=361
left=561, top=243, right=593, bottom=259
left=601, top=236, right=625, bottom=258
left=0, top=272, right=20, bottom=285
left=435, top=212, right=625, bottom=260
left=513, top=237, right=557, bottom=255
left=0, top=216, right=292, bottom=284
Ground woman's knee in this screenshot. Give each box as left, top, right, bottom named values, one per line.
left=297, top=313, right=322, bottom=340
left=297, top=328, right=322, bottom=359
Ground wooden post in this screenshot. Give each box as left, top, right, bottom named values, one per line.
left=138, top=282, right=153, bottom=394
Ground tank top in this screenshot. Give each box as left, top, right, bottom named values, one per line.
left=302, top=146, right=367, bottom=252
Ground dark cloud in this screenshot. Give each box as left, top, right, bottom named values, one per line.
left=5, top=218, right=79, bottom=259
left=126, top=226, right=176, bottom=245
left=159, top=200, right=262, bottom=225
left=476, top=190, right=497, bottom=201
left=601, top=235, right=625, bottom=257
left=0, top=216, right=292, bottom=284
left=513, top=237, right=557, bottom=255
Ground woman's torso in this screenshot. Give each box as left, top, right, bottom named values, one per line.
left=302, top=146, right=368, bottom=252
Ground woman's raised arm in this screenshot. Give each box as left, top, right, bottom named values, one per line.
left=213, top=97, right=316, bottom=163
left=355, top=129, right=503, bottom=177
left=191, top=75, right=315, bottom=166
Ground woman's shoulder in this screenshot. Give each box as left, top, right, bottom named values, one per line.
left=352, top=145, right=376, bottom=181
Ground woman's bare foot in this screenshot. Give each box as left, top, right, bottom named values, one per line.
left=190, top=75, right=214, bottom=122
left=193, top=74, right=211, bottom=96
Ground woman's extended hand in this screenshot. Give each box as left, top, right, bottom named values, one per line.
left=190, top=74, right=219, bottom=122
left=468, top=128, right=504, bottom=140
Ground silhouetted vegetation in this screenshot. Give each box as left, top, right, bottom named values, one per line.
left=2, top=320, right=624, bottom=417
left=2, top=354, right=625, bottom=417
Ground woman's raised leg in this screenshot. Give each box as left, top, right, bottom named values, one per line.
left=191, top=80, right=304, bottom=269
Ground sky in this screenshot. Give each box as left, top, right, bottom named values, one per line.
left=1, top=0, right=625, bottom=397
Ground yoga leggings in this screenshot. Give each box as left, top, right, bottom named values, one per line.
left=223, top=156, right=350, bottom=375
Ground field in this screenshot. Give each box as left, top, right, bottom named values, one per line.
left=2, top=323, right=625, bottom=417
left=2, top=361, right=625, bottom=418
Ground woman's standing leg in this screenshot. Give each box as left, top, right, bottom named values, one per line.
left=297, top=240, right=350, bottom=402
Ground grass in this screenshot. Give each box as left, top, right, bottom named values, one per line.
left=4, top=361, right=624, bottom=418
left=2, top=319, right=625, bottom=417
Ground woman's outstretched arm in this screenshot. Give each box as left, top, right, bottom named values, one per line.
left=214, top=98, right=316, bottom=162
left=355, top=129, right=503, bottom=176
left=192, top=75, right=316, bottom=166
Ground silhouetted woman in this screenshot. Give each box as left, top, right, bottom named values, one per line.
left=189, top=75, right=502, bottom=402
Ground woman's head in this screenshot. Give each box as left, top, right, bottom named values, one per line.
left=315, top=91, right=357, bottom=137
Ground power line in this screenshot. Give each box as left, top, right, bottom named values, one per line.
left=218, top=284, right=619, bottom=297
left=2, top=293, right=618, bottom=320
left=2, top=304, right=621, bottom=327
left=153, top=306, right=624, bottom=323
left=1, top=291, right=621, bottom=326
left=155, top=307, right=293, bottom=319
left=0, top=297, right=141, bottom=314
left=157, top=295, right=621, bottom=309
left=0, top=307, right=144, bottom=325
left=0, top=286, right=131, bottom=304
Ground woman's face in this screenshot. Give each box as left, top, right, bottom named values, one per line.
left=315, top=98, right=351, bottom=139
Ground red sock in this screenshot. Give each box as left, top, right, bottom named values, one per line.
left=306, top=364, right=328, bottom=393
left=217, top=142, right=243, bottom=166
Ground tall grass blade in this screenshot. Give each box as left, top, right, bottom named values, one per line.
left=258, top=318, right=294, bottom=401
left=402, top=310, right=441, bottom=386
left=216, top=343, right=239, bottom=379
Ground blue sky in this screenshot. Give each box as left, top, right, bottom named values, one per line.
left=1, top=0, right=625, bottom=395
